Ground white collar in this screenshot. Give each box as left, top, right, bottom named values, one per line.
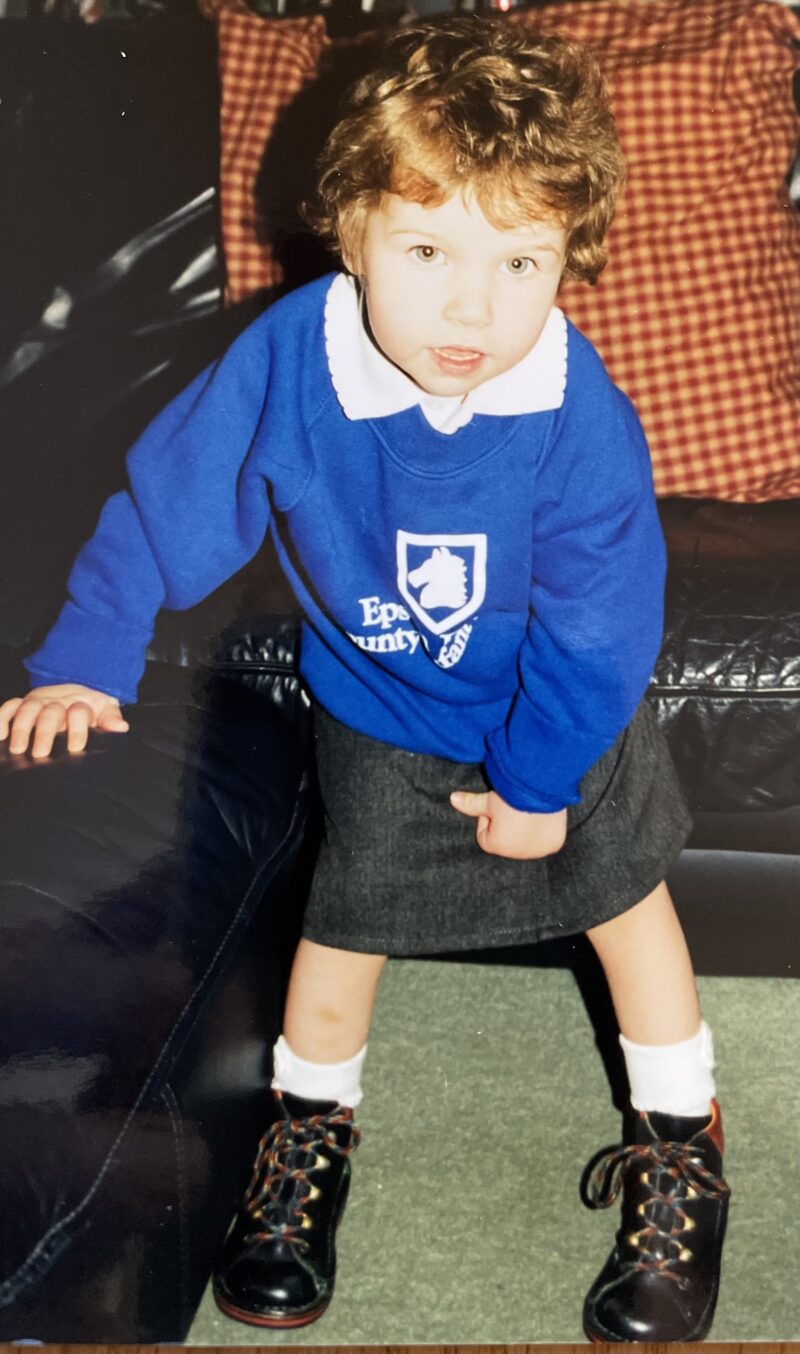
left=323, top=272, right=567, bottom=435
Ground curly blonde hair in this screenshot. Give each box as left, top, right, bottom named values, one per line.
left=305, top=17, right=624, bottom=285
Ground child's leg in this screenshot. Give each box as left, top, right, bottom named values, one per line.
left=266, top=939, right=386, bottom=1107
left=582, top=881, right=729, bottom=1343
left=283, top=937, right=387, bottom=1062
left=214, top=939, right=386, bottom=1330
left=586, top=880, right=700, bottom=1045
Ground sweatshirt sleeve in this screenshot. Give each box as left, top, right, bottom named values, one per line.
left=483, top=375, right=666, bottom=814
left=24, top=317, right=275, bottom=704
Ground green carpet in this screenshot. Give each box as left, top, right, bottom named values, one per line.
left=189, top=959, right=800, bottom=1345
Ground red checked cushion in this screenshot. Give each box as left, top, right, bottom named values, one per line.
left=202, top=0, right=330, bottom=301
left=509, top=0, right=800, bottom=501
left=208, top=0, right=800, bottom=500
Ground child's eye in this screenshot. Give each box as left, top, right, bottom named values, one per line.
left=411, top=245, right=445, bottom=265
left=503, top=256, right=537, bottom=276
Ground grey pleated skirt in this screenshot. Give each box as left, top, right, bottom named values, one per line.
left=302, top=700, right=692, bottom=956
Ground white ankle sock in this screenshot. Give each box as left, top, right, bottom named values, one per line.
left=271, top=1034, right=367, bottom=1108
left=619, top=1020, right=716, bottom=1117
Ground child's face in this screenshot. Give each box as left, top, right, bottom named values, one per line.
left=351, top=190, right=567, bottom=398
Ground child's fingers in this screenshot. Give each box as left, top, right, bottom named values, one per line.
left=450, top=790, right=490, bottom=817
left=7, top=697, right=45, bottom=754
left=30, top=702, right=68, bottom=759
left=53, top=701, right=128, bottom=754
left=65, top=702, right=93, bottom=754
left=0, top=697, right=24, bottom=740
left=96, top=705, right=130, bottom=734
left=475, top=814, right=492, bottom=850
left=452, top=792, right=496, bottom=853
left=3, top=695, right=129, bottom=758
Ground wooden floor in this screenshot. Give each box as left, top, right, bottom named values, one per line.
left=15, top=1343, right=800, bottom=1354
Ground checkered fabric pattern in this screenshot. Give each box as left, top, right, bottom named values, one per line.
left=509, top=0, right=800, bottom=501
left=208, top=0, right=800, bottom=501
left=207, top=0, right=329, bottom=301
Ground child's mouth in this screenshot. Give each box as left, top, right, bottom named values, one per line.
left=431, top=347, right=485, bottom=375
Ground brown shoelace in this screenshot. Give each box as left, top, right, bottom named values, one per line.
left=242, top=1107, right=360, bottom=1250
left=586, top=1140, right=730, bottom=1286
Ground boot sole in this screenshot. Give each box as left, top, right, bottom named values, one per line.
left=213, top=1288, right=331, bottom=1329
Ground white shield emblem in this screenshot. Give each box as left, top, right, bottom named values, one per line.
left=396, top=531, right=487, bottom=636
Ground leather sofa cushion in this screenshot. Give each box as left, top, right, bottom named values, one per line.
left=654, top=497, right=800, bottom=813
left=0, top=664, right=309, bottom=1323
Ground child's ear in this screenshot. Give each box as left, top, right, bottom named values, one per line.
left=340, top=244, right=362, bottom=279
left=338, top=221, right=364, bottom=280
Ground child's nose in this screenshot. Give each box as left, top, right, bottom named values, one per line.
left=442, top=281, right=493, bottom=328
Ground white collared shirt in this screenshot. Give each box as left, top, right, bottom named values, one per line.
left=324, top=272, right=567, bottom=435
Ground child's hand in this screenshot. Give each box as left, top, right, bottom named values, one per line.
left=0, top=685, right=130, bottom=759
left=450, top=789, right=567, bottom=860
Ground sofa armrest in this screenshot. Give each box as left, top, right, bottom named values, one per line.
left=0, top=663, right=312, bottom=1341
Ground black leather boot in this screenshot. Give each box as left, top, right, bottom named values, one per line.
left=582, top=1099, right=730, bottom=1343
left=213, top=1089, right=360, bottom=1329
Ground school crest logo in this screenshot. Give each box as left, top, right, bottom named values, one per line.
left=396, top=531, right=487, bottom=636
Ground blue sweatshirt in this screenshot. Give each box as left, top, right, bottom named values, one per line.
left=26, top=272, right=666, bottom=813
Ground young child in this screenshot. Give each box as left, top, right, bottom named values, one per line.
left=0, top=18, right=729, bottom=1343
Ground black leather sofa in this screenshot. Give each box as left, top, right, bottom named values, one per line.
left=0, top=14, right=798, bottom=1342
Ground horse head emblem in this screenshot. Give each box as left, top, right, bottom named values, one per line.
left=407, top=546, right=468, bottom=611
left=397, top=532, right=487, bottom=636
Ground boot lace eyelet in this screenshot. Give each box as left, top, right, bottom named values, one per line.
left=585, top=1137, right=730, bottom=1280
left=241, top=1103, right=359, bottom=1248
